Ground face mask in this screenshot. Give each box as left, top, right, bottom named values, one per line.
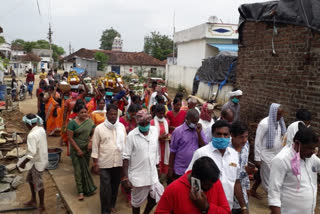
left=187, top=121, right=196, bottom=129
left=231, top=97, right=239, bottom=104
left=64, top=96, right=69, bottom=100
left=106, top=91, right=113, bottom=96
left=291, top=143, right=301, bottom=190
left=212, top=137, right=230, bottom=149
left=138, top=124, right=150, bottom=133
left=85, top=97, right=91, bottom=103
left=71, top=92, right=79, bottom=99
left=126, top=112, right=131, bottom=120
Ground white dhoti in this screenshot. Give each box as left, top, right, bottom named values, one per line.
left=131, top=182, right=164, bottom=207
left=260, top=160, right=271, bottom=191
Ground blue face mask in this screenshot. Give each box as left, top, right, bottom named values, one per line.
left=212, top=137, right=230, bottom=149
left=106, top=91, right=113, bottom=96
left=64, top=96, right=69, bottom=100
left=231, top=97, right=239, bottom=104
left=138, top=124, right=150, bottom=133
left=126, top=112, right=131, bottom=120
left=85, top=97, right=91, bottom=103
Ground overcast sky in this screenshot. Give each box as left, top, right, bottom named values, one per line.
left=1, top=0, right=267, bottom=54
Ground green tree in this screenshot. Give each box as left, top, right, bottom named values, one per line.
left=99, top=28, right=120, bottom=50
left=11, top=39, right=65, bottom=61
left=143, top=31, right=173, bottom=61
left=94, top=52, right=109, bottom=71
left=0, top=36, right=5, bottom=44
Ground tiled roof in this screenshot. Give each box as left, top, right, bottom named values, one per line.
left=63, top=48, right=165, bottom=66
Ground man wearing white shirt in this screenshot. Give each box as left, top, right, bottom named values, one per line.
left=122, top=110, right=164, bottom=214
left=19, top=114, right=48, bottom=214
left=269, top=127, right=320, bottom=214
left=187, top=120, right=240, bottom=211
left=283, top=108, right=311, bottom=148
left=91, top=104, right=127, bottom=214
left=254, top=103, right=286, bottom=191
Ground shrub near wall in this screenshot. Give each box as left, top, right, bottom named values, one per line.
left=236, top=21, right=320, bottom=131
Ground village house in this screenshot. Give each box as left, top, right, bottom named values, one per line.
left=166, top=16, right=238, bottom=100
left=63, top=48, right=166, bottom=78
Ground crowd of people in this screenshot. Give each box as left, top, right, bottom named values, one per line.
left=18, top=69, right=320, bottom=214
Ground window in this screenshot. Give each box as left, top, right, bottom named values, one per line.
left=150, top=68, right=157, bottom=73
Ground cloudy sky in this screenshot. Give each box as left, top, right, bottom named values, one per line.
left=1, top=0, right=267, bottom=54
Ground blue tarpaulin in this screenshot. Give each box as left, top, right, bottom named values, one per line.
left=73, top=67, right=85, bottom=74
left=208, top=44, right=238, bottom=52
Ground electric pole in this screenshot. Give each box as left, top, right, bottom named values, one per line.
left=48, top=23, right=53, bottom=68
left=69, top=41, right=72, bottom=55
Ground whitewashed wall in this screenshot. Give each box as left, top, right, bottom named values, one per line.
left=106, top=65, right=165, bottom=77
left=166, top=64, right=233, bottom=103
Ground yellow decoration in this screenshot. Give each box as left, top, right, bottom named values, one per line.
left=67, top=71, right=80, bottom=85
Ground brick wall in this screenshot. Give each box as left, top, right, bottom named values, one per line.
left=236, top=21, right=320, bottom=132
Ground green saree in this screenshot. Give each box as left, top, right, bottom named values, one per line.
left=67, top=118, right=97, bottom=196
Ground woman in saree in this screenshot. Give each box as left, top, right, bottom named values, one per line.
left=45, top=85, right=62, bottom=135
left=67, top=105, right=97, bottom=200
left=166, top=97, right=187, bottom=134
left=90, top=98, right=106, bottom=126
left=119, top=104, right=141, bottom=133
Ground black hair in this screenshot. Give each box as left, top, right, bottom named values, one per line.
left=230, top=121, right=248, bottom=137
left=26, top=113, right=36, bottom=120
left=76, top=104, right=87, bottom=112
left=96, top=98, right=105, bottom=105
left=131, top=95, right=141, bottom=104
left=111, top=98, right=119, bottom=105
left=296, top=109, right=311, bottom=121
left=186, top=109, right=199, bottom=120
left=212, top=120, right=231, bottom=134
left=231, top=88, right=239, bottom=92
left=107, top=104, right=118, bottom=113
left=155, top=95, right=164, bottom=104
left=73, top=99, right=86, bottom=113
left=49, top=80, right=54, bottom=85
left=175, top=92, right=184, bottom=100
left=152, top=80, right=158, bottom=85
left=155, top=104, right=166, bottom=113
left=128, top=104, right=141, bottom=113
left=173, top=97, right=182, bottom=105
left=221, top=108, right=233, bottom=119
left=48, top=85, right=55, bottom=91
left=191, top=156, right=220, bottom=183
left=294, top=126, right=318, bottom=145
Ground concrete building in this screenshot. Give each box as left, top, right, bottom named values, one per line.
left=0, top=42, right=11, bottom=59
left=32, top=49, right=53, bottom=71
left=166, top=17, right=238, bottom=97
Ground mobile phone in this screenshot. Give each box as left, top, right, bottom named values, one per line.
left=191, top=177, right=201, bottom=194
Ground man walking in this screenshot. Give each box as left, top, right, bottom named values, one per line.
left=91, top=104, right=127, bottom=214
left=155, top=157, right=231, bottom=214
left=222, top=89, right=242, bottom=122
left=167, top=109, right=207, bottom=182
left=122, top=110, right=164, bottom=214
left=187, top=120, right=241, bottom=210
left=269, top=127, right=320, bottom=214
left=19, top=114, right=48, bottom=214
left=254, top=103, right=286, bottom=190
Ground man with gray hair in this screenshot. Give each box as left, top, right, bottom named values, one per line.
left=167, top=109, right=207, bottom=183
left=187, top=97, right=200, bottom=114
